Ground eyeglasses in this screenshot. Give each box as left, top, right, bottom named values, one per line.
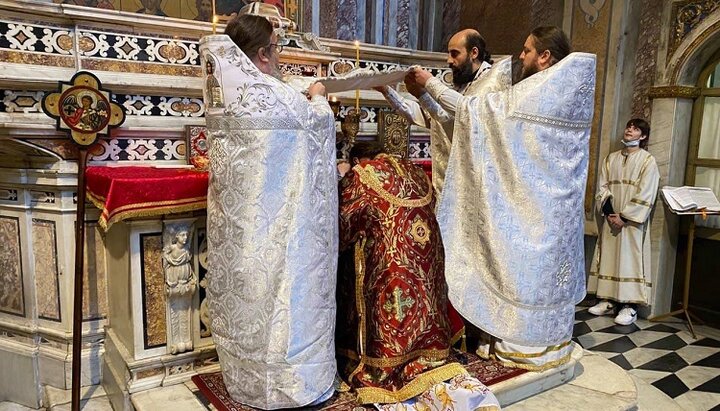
left=268, top=43, right=283, bottom=53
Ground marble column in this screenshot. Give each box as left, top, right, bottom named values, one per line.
left=646, top=96, right=694, bottom=315
left=319, top=0, right=338, bottom=39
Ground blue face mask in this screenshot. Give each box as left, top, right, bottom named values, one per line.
left=621, top=138, right=641, bottom=147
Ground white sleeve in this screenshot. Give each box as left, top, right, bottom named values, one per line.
left=425, top=77, right=463, bottom=117
left=382, top=87, right=431, bottom=129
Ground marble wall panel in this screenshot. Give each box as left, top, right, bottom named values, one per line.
left=141, top=233, right=166, bottom=348
left=396, top=0, right=411, bottom=49
left=84, top=224, right=108, bottom=320
left=337, top=0, right=357, bottom=41
left=460, top=0, right=533, bottom=56
left=441, top=0, right=461, bottom=51
left=319, top=0, right=338, bottom=39
left=0, top=216, right=24, bottom=316
left=632, top=0, right=664, bottom=120
left=32, top=219, right=61, bottom=322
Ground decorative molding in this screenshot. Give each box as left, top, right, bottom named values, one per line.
left=668, top=0, right=720, bottom=58
left=670, top=17, right=720, bottom=84
left=0, top=188, right=19, bottom=202
left=579, top=0, right=608, bottom=26
left=647, top=85, right=701, bottom=99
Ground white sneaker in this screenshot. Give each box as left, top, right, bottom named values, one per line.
left=614, top=306, right=637, bottom=326
left=588, top=300, right=615, bottom=316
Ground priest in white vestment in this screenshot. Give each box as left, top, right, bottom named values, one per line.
left=200, top=14, right=338, bottom=409
left=409, top=26, right=595, bottom=370
left=588, top=119, right=659, bottom=326
left=376, top=29, right=492, bottom=197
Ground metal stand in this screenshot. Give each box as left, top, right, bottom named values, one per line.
left=649, top=217, right=699, bottom=338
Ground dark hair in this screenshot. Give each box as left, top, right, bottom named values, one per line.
left=465, top=31, right=493, bottom=64
left=224, top=14, right=273, bottom=60
left=627, top=118, right=650, bottom=149
left=530, top=26, right=571, bottom=65
left=350, top=141, right=384, bottom=162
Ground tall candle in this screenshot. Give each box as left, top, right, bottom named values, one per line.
left=212, top=0, right=217, bottom=34
left=354, top=40, right=360, bottom=115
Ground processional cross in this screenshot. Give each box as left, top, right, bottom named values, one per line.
left=42, top=71, right=125, bottom=411
left=383, top=286, right=415, bottom=322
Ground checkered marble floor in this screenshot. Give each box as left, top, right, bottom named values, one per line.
left=573, top=307, right=720, bottom=411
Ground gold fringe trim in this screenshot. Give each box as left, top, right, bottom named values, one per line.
left=354, top=362, right=467, bottom=404
left=353, top=348, right=450, bottom=368
left=493, top=341, right=570, bottom=359
left=87, top=190, right=207, bottom=231
left=477, top=349, right=573, bottom=372
left=355, top=162, right=432, bottom=208
left=450, top=326, right=466, bottom=347
left=348, top=238, right=368, bottom=384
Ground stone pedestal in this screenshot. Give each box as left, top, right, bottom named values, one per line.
left=100, top=217, right=218, bottom=411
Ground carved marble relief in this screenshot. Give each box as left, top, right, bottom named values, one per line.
left=32, top=219, right=61, bottom=322
left=141, top=233, right=167, bottom=348
left=0, top=216, right=24, bottom=316
left=83, top=224, right=108, bottom=320
left=162, top=221, right=196, bottom=355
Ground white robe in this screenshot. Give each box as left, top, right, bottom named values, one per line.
left=381, top=62, right=491, bottom=196
left=432, top=53, right=596, bottom=368
left=200, top=35, right=338, bottom=409
left=589, top=149, right=659, bottom=304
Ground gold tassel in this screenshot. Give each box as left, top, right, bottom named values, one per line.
left=460, top=334, right=467, bottom=352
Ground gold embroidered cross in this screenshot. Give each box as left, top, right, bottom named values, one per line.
left=383, top=287, right=415, bottom=322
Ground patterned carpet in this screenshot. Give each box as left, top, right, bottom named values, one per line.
left=573, top=307, right=720, bottom=410
left=192, top=349, right=525, bottom=411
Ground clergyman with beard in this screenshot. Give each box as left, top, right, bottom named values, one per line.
left=407, top=26, right=598, bottom=371
left=375, top=29, right=492, bottom=197
left=200, top=13, right=339, bottom=409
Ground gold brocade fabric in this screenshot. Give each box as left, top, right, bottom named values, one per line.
left=337, top=155, right=462, bottom=403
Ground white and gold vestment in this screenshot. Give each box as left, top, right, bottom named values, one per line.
left=200, top=35, right=338, bottom=409
left=430, top=53, right=596, bottom=369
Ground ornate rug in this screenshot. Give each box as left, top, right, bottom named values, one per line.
left=191, top=350, right=526, bottom=411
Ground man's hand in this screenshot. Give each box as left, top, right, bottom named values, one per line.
left=308, top=82, right=326, bottom=98
left=607, top=214, right=625, bottom=231
left=337, top=160, right=351, bottom=177
left=407, top=67, right=434, bottom=87
left=403, top=73, right=426, bottom=98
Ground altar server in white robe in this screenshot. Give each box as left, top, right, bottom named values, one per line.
left=588, top=119, right=659, bottom=326
left=200, top=14, right=338, bottom=409
left=375, top=29, right=492, bottom=196
left=408, top=26, right=595, bottom=370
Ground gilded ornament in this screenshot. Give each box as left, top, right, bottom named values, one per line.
left=647, top=85, right=701, bottom=99
left=410, top=218, right=431, bottom=247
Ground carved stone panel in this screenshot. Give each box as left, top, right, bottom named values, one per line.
left=141, top=233, right=167, bottom=348
left=83, top=223, right=108, bottom=320
left=32, top=219, right=61, bottom=322
left=0, top=216, right=24, bottom=316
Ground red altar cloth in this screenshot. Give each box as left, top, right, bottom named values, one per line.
left=86, top=166, right=208, bottom=230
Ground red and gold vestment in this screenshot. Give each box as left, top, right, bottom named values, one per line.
left=337, top=154, right=464, bottom=404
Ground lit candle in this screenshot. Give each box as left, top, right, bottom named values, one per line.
left=354, top=40, right=360, bottom=115
left=212, top=0, right=217, bottom=34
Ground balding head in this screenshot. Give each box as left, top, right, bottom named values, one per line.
left=447, top=29, right=491, bottom=87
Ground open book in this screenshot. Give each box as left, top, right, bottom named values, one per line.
left=661, top=186, right=720, bottom=214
